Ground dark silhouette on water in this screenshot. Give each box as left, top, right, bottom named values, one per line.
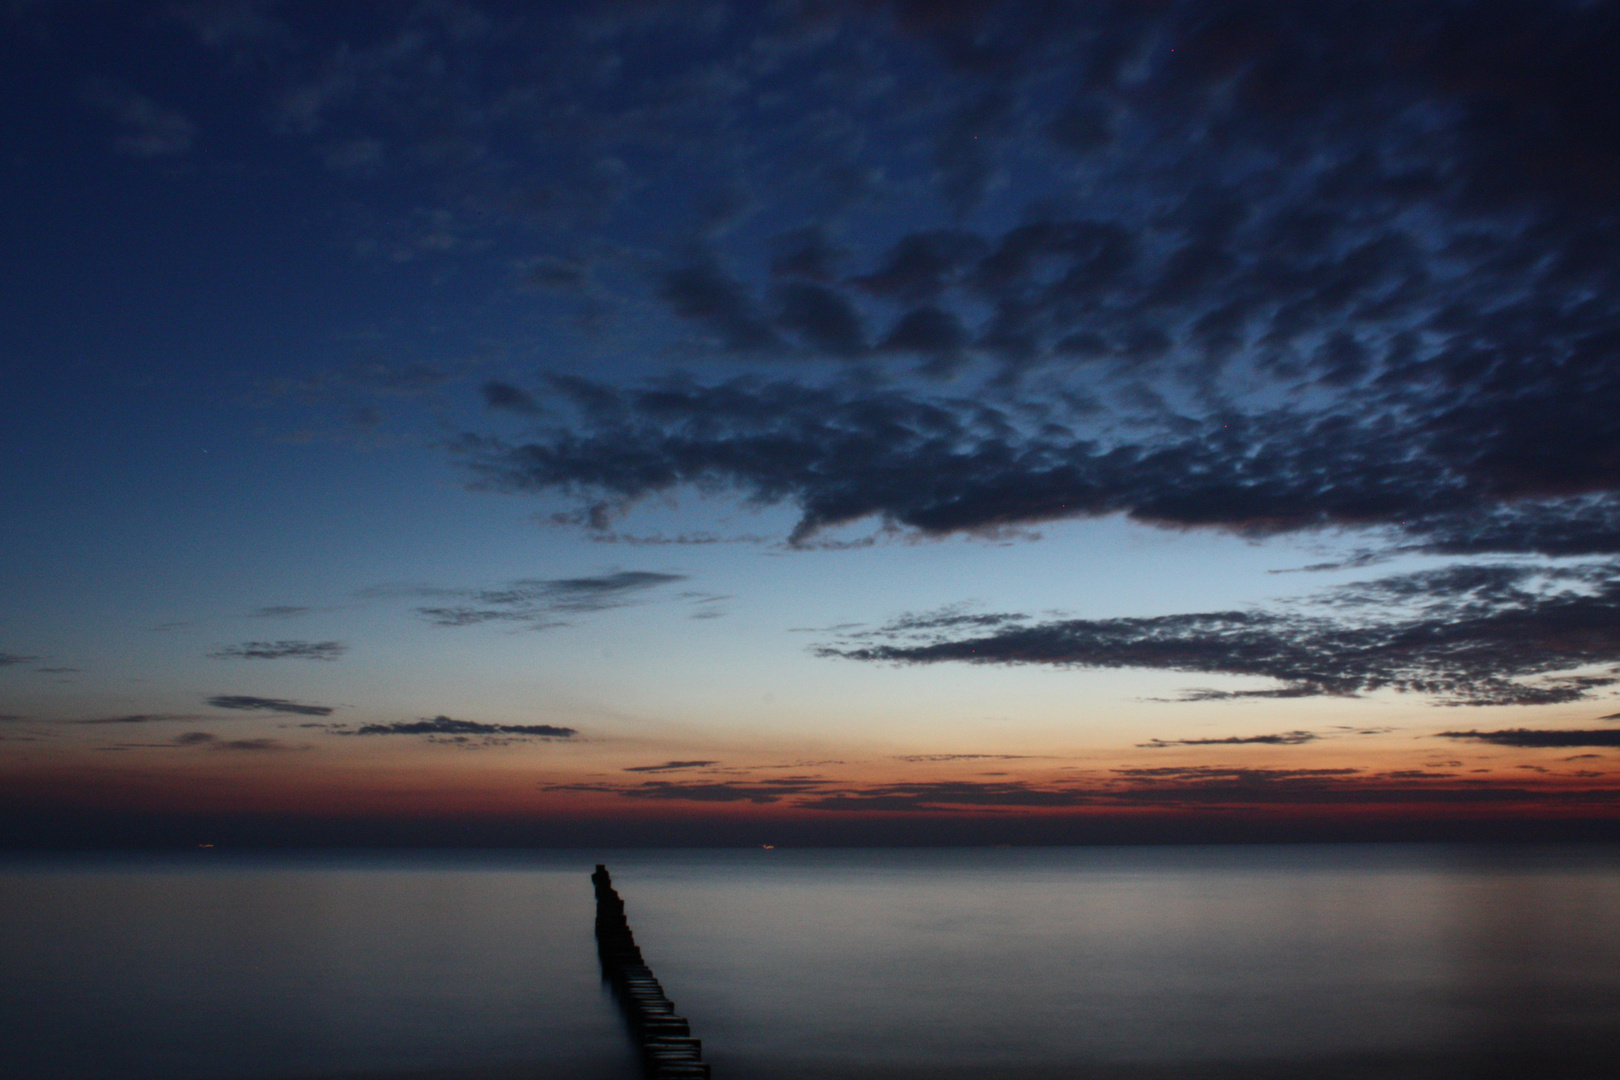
left=592, top=864, right=710, bottom=1079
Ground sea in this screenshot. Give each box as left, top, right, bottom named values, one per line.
left=2, top=845, right=1617, bottom=1080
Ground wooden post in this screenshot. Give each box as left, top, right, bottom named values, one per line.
left=593, top=865, right=712, bottom=1079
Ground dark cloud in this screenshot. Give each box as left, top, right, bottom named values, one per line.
left=32, top=667, right=81, bottom=674
left=582, top=530, right=772, bottom=546
left=1437, top=729, right=1620, bottom=749
left=364, top=571, right=688, bottom=629
left=0, top=651, right=39, bottom=666
left=75, top=714, right=199, bottom=725
left=769, top=226, right=842, bottom=282
left=174, top=731, right=216, bottom=746
left=1092, top=766, right=1593, bottom=808
left=772, top=283, right=866, bottom=357
left=205, top=695, right=334, bottom=717
left=819, top=564, right=1620, bottom=706
left=406, top=2, right=1620, bottom=565
left=452, top=369, right=1620, bottom=557
left=349, top=715, right=576, bottom=739
left=249, top=606, right=313, bottom=618
left=482, top=381, right=541, bottom=414
left=894, top=754, right=1033, bottom=762
left=209, top=640, right=347, bottom=661
left=546, top=757, right=1620, bottom=812
left=801, top=781, right=1092, bottom=812
left=550, top=777, right=832, bottom=804
left=211, top=738, right=295, bottom=752
left=855, top=230, right=985, bottom=303
left=623, top=760, right=720, bottom=773
left=1139, top=732, right=1319, bottom=749
left=658, top=256, right=781, bottom=354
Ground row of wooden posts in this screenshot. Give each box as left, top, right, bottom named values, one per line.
left=592, top=864, right=711, bottom=1079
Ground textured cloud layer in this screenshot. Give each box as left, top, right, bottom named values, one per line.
left=431, top=1, right=1620, bottom=562
left=209, top=641, right=348, bottom=661
left=819, top=564, right=1620, bottom=706
left=348, top=716, right=577, bottom=740
left=362, top=571, right=688, bottom=629
left=205, top=695, right=334, bottom=717
left=552, top=764, right=1619, bottom=813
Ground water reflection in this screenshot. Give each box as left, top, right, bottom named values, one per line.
left=1, top=845, right=1615, bottom=1080
left=0, top=852, right=637, bottom=1080
left=610, top=845, right=1620, bottom=1079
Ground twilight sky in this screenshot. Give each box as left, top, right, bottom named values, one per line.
left=4, top=0, right=1620, bottom=845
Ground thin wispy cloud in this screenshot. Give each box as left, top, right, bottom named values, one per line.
left=894, top=754, right=1035, bottom=762
left=1438, top=730, right=1620, bottom=749
left=819, top=564, right=1620, bottom=707
left=81, top=77, right=195, bottom=158
left=205, top=695, right=335, bottom=717
left=552, top=767, right=1620, bottom=814
left=213, top=737, right=296, bottom=752
left=362, top=571, right=688, bottom=629
left=1139, top=732, right=1320, bottom=749
left=551, top=777, right=833, bottom=805
left=341, top=716, right=577, bottom=748
left=623, top=760, right=720, bottom=773
left=209, top=641, right=348, bottom=661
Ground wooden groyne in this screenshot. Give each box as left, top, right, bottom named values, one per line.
left=592, top=864, right=710, bottom=1080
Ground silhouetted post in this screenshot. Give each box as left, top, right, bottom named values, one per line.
left=593, top=865, right=711, bottom=1079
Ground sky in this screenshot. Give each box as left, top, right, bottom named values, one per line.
left=4, top=0, right=1620, bottom=847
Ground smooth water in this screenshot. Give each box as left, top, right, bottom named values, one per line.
left=2, top=845, right=1617, bottom=1080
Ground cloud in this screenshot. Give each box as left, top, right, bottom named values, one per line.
left=623, top=760, right=720, bottom=773
left=658, top=255, right=782, bottom=354
left=61, top=1, right=1612, bottom=567
left=1091, top=766, right=1586, bottom=808
left=0, top=651, right=39, bottom=666
left=773, top=283, right=866, bottom=357
left=401, top=2, right=1620, bottom=565
left=800, top=781, right=1093, bottom=812
left=75, top=714, right=199, bottom=725
left=212, top=738, right=295, bottom=752
left=456, top=370, right=1620, bottom=554
left=249, top=606, right=314, bottom=618
left=1139, top=732, right=1319, bottom=749
left=82, top=77, right=196, bottom=157
left=347, top=715, right=576, bottom=739
left=209, top=641, right=348, bottom=661
left=364, top=571, right=688, bottom=629
left=1437, top=730, right=1620, bottom=749
left=547, top=760, right=1620, bottom=813
left=174, top=731, right=216, bottom=746
left=818, top=563, right=1620, bottom=707
left=550, top=777, right=832, bottom=804
left=894, top=754, right=1034, bottom=762
left=482, top=381, right=541, bottom=414
left=205, top=695, right=335, bottom=717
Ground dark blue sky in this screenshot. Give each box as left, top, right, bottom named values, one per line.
left=4, top=1, right=1620, bottom=845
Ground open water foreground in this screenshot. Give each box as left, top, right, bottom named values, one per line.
left=2, top=845, right=1617, bottom=1080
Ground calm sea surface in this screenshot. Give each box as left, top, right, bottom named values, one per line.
left=2, top=845, right=1617, bottom=1080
